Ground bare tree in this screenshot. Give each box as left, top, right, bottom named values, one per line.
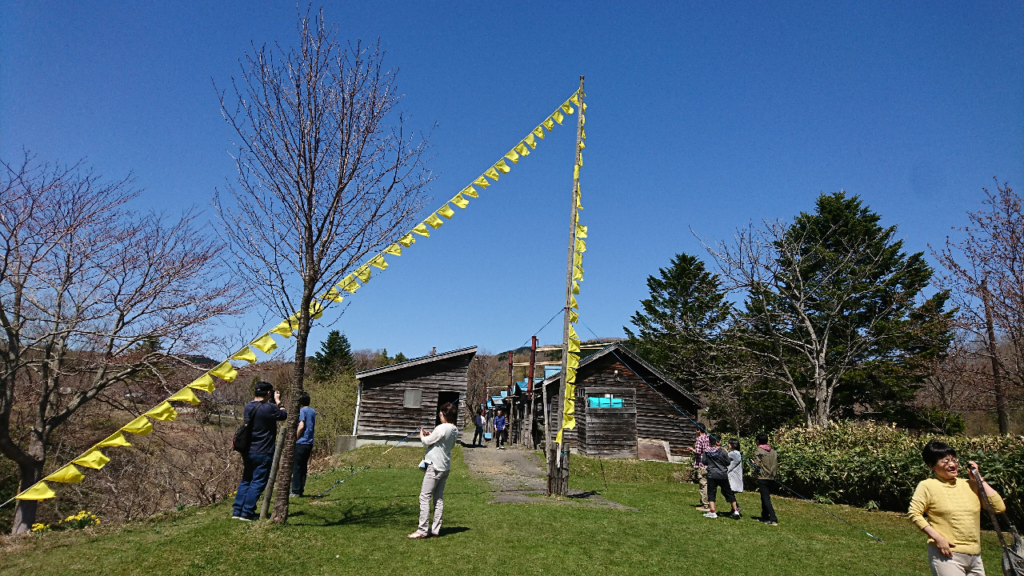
left=704, top=193, right=942, bottom=427
left=935, top=180, right=1024, bottom=434
left=215, top=9, right=430, bottom=523
left=0, top=153, right=238, bottom=534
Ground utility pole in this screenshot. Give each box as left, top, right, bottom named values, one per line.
left=982, top=277, right=1009, bottom=434
left=550, top=76, right=584, bottom=496
left=508, top=350, right=514, bottom=443
left=526, top=336, right=537, bottom=449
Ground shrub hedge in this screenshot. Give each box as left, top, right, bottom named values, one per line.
left=758, top=421, right=1024, bottom=523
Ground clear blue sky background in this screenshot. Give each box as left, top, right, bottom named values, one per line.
left=2, top=2, right=1022, bottom=359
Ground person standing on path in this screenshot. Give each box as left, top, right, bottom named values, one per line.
left=684, top=429, right=710, bottom=510
left=494, top=410, right=507, bottom=450
left=290, top=393, right=316, bottom=497
left=232, top=381, right=288, bottom=520
left=472, top=409, right=486, bottom=447
left=908, top=439, right=1005, bottom=576
left=751, top=433, right=779, bottom=526
left=408, top=402, right=460, bottom=539
left=701, top=436, right=740, bottom=519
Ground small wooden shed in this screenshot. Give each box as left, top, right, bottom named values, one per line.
left=353, top=346, right=476, bottom=445
left=532, top=343, right=705, bottom=460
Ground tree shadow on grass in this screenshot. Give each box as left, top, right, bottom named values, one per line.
left=297, top=501, right=418, bottom=528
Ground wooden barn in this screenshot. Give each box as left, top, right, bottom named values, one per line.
left=353, top=346, right=476, bottom=446
left=531, top=343, right=705, bottom=461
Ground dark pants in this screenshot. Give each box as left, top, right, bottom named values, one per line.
left=758, top=479, right=778, bottom=522
left=496, top=429, right=507, bottom=447
left=707, top=477, right=736, bottom=504
left=473, top=427, right=484, bottom=446
left=291, top=443, right=313, bottom=495
left=233, top=452, right=272, bottom=519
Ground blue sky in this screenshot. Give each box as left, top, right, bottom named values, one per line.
left=2, top=1, right=1022, bottom=359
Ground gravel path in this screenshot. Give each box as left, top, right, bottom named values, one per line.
left=459, top=431, right=638, bottom=511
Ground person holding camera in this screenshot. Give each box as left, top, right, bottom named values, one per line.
left=909, top=440, right=1006, bottom=576
left=409, top=402, right=459, bottom=539
left=232, top=381, right=288, bottom=521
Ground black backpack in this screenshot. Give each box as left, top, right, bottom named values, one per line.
left=232, top=402, right=262, bottom=454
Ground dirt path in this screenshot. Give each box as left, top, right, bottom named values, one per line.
left=459, top=431, right=638, bottom=511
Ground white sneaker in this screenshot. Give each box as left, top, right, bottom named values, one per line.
left=703, top=512, right=718, bottom=518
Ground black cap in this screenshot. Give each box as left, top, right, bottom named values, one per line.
left=255, top=381, right=274, bottom=395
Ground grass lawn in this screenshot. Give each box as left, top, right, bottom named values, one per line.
left=0, top=446, right=1006, bottom=575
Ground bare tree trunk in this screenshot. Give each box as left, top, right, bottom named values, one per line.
left=982, top=278, right=1010, bottom=434
left=271, top=306, right=311, bottom=523
left=259, top=426, right=286, bottom=519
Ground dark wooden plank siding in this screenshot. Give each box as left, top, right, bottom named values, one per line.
left=578, top=386, right=638, bottom=458
left=357, top=356, right=471, bottom=437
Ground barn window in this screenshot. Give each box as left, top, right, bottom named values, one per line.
left=588, top=394, right=624, bottom=409
left=404, top=389, right=422, bottom=408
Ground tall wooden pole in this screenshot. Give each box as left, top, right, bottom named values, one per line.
left=550, top=76, right=584, bottom=496
left=526, top=336, right=537, bottom=449
left=982, top=277, right=1009, bottom=434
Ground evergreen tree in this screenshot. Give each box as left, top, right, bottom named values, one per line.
left=625, top=253, right=731, bottom=384
left=312, top=331, right=353, bottom=380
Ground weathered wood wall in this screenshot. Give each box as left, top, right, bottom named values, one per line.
left=356, top=355, right=471, bottom=437
left=577, top=386, right=638, bottom=458
left=530, top=355, right=700, bottom=458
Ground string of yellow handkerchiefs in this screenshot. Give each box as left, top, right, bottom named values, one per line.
left=556, top=92, right=587, bottom=445
left=11, top=89, right=584, bottom=504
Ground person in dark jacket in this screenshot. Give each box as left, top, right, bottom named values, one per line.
left=701, top=436, right=740, bottom=519
left=232, top=381, right=288, bottom=520
left=472, top=409, right=486, bottom=447
left=751, top=432, right=779, bottom=525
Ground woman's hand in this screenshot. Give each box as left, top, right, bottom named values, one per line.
left=934, top=534, right=956, bottom=558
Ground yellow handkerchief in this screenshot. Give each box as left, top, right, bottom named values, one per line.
left=437, top=204, right=455, bottom=219
left=168, top=387, right=201, bottom=405
left=145, top=401, right=178, bottom=422
left=73, top=449, right=111, bottom=470
left=121, top=415, right=153, bottom=435
left=229, top=346, right=257, bottom=364
left=15, top=482, right=56, bottom=500
left=45, top=465, right=85, bottom=484
left=426, top=214, right=444, bottom=229
left=188, top=374, right=217, bottom=393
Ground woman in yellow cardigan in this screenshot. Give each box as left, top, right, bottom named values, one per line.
left=908, top=440, right=1006, bottom=576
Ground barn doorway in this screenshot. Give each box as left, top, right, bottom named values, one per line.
left=436, top=391, right=460, bottom=425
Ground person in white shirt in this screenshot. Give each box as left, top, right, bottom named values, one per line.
left=727, top=439, right=744, bottom=500
left=408, top=402, right=459, bottom=538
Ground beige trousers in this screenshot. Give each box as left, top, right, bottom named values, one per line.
left=418, top=464, right=449, bottom=535
left=697, top=467, right=708, bottom=507
left=928, top=546, right=986, bottom=576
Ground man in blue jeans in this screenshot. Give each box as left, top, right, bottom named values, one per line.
left=290, top=393, right=316, bottom=497
left=232, top=381, right=287, bottom=520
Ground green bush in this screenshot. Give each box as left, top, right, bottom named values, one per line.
left=763, top=421, right=1024, bottom=523
left=304, top=372, right=359, bottom=455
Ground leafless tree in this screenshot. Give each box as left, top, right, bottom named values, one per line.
left=935, top=180, right=1024, bottom=434
left=703, top=204, right=936, bottom=427
left=0, top=152, right=239, bottom=534
left=215, top=9, right=430, bottom=524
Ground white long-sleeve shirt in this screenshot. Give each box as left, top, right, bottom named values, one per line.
left=421, top=423, right=459, bottom=472
left=727, top=450, right=744, bottom=493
